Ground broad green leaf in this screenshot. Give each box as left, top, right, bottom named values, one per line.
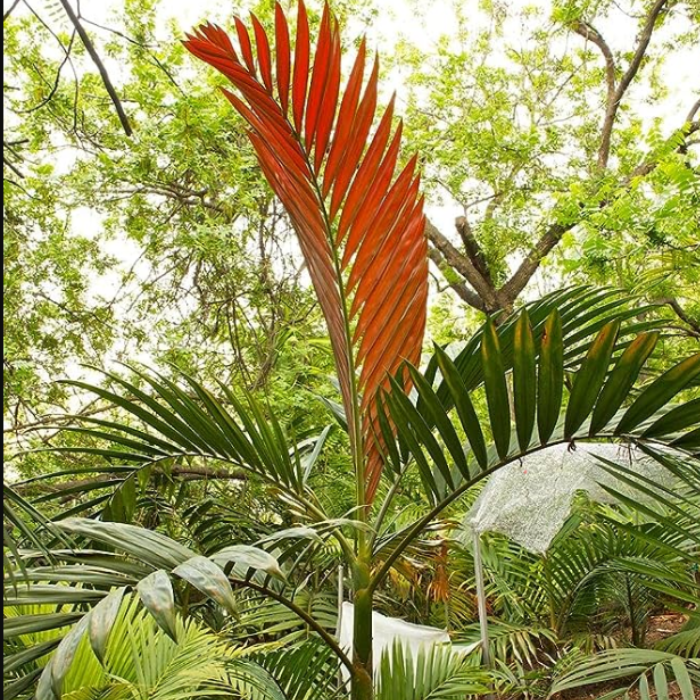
left=408, top=365, right=470, bottom=479
left=300, top=425, right=333, bottom=483
left=671, top=427, right=700, bottom=449
left=537, top=310, right=563, bottom=444
left=88, top=586, right=126, bottom=663
left=642, top=398, right=700, bottom=438
left=653, top=663, right=669, bottom=700
left=136, top=569, right=178, bottom=641
left=4, top=584, right=106, bottom=606
left=565, top=319, right=620, bottom=438
left=670, top=656, right=696, bottom=700
left=56, top=518, right=195, bottom=570
left=41, top=611, right=91, bottom=698
left=211, top=544, right=285, bottom=580
left=257, top=527, right=323, bottom=545
left=616, top=354, right=700, bottom=434
left=173, top=555, right=237, bottom=615
left=35, top=667, right=56, bottom=700
left=589, top=331, right=659, bottom=434
left=375, top=389, right=404, bottom=475
left=3, top=612, right=83, bottom=638
left=435, top=345, right=488, bottom=469
left=481, top=319, right=511, bottom=460
left=386, top=381, right=446, bottom=498
left=513, top=310, right=536, bottom=451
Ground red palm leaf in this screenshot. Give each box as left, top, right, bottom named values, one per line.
left=184, top=1, right=428, bottom=502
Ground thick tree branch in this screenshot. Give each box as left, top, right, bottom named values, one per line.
left=687, top=99, right=700, bottom=123
left=571, top=20, right=616, bottom=107
left=455, top=216, right=494, bottom=287
left=499, top=222, right=571, bottom=304
left=428, top=248, right=486, bottom=311
left=597, top=0, right=669, bottom=168
left=425, top=219, right=499, bottom=310
left=57, top=0, right=133, bottom=136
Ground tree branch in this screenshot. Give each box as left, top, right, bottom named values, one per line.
left=57, top=0, right=133, bottom=136
left=455, top=216, right=494, bottom=287
left=425, top=219, right=499, bottom=310
left=3, top=0, right=20, bottom=22
left=571, top=20, right=616, bottom=108
left=597, top=0, right=669, bottom=168
left=657, top=297, right=700, bottom=336
left=499, top=222, right=571, bottom=304
left=428, top=248, right=487, bottom=311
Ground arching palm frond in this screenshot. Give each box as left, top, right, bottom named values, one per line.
left=375, top=642, right=491, bottom=700
left=3, top=521, right=295, bottom=699
left=236, top=639, right=344, bottom=700
left=548, top=648, right=700, bottom=700
left=9, top=593, right=283, bottom=700
left=378, top=306, right=699, bottom=507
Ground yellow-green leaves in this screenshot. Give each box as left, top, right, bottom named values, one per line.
left=513, top=310, right=536, bottom=451
left=537, top=310, right=563, bottom=445
left=482, top=319, right=511, bottom=460
left=565, top=319, right=620, bottom=438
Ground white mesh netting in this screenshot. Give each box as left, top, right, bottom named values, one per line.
left=463, top=442, right=671, bottom=554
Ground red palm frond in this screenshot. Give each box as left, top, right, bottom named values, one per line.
left=184, top=1, right=428, bottom=502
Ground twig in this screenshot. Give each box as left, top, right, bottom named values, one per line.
left=57, top=0, right=133, bottom=136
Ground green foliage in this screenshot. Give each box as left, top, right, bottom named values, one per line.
left=4, top=1, right=700, bottom=698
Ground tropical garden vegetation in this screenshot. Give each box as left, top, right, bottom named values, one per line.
left=4, top=0, right=699, bottom=699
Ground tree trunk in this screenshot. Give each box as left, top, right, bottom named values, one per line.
left=351, top=559, right=374, bottom=700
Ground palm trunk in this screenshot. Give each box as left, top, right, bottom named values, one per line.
left=351, top=559, right=374, bottom=700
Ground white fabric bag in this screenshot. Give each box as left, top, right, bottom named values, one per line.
left=337, top=601, right=451, bottom=679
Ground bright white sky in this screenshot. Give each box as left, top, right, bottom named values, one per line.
left=7, top=0, right=697, bottom=228
left=60, top=0, right=698, bottom=247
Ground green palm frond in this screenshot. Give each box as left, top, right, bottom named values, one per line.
left=3, top=516, right=352, bottom=696
left=375, top=642, right=491, bottom=700
left=656, top=614, right=700, bottom=658
left=453, top=619, right=557, bottom=667
left=548, top=648, right=700, bottom=700
left=236, top=639, right=344, bottom=700
left=234, top=589, right=338, bottom=646
left=3, top=483, right=66, bottom=586
left=381, top=304, right=699, bottom=506
left=10, top=592, right=282, bottom=700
